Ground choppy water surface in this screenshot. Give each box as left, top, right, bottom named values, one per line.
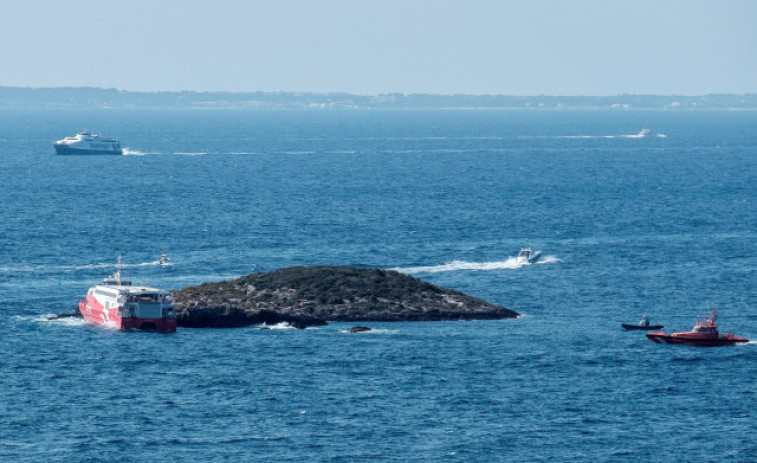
left=1, top=108, right=755, bottom=462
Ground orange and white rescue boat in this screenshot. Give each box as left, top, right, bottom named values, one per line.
left=646, top=307, right=747, bottom=347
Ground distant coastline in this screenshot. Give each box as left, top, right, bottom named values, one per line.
left=1, top=86, right=756, bottom=110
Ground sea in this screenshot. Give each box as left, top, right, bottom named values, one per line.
left=1, top=107, right=755, bottom=462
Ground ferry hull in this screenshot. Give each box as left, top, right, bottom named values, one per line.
left=54, top=144, right=123, bottom=155
left=79, top=295, right=176, bottom=332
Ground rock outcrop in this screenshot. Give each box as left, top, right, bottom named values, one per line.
left=172, top=266, right=518, bottom=328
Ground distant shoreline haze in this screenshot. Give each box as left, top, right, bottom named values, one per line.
left=1, top=86, right=756, bottom=110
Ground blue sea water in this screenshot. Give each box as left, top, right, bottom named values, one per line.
left=1, top=108, right=756, bottom=462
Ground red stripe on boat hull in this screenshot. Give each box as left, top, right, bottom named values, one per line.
left=646, top=331, right=748, bottom=346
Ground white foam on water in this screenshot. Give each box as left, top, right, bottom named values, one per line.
left=0, top=259, right=172, bottom=276
left=338, top=328, right=399, bottom=334
left=393, top=258, right=526, bottom=274
left=392, top=253, right=561, bottom=274
left=128, top=260, right=169, bottom=268
left=122, top=148, right=155, bottom=156
left=52, top=317, right=88, bottom=327
left=22, top=314, right=88, bottom=327
left=621, top=129, right=651, bottom=138
left=0, top=262, right=108, bottom=273
left=557, top=128, right=665, bottom=139
left=260, top=322, right=298, bottom=330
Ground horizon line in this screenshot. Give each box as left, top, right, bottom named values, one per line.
left=2, top=85, right=755, bottom=98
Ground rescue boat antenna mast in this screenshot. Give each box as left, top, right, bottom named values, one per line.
left=114, top=255, right=123, bottom=286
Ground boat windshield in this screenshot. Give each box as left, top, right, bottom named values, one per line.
left=694, top=325, right=716, bottom=333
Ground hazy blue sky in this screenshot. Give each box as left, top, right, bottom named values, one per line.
left=2, top=0, right=755, bottom=95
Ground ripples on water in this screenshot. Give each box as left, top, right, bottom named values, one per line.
left=6, top=316, right=755, bottom=462
left=1, top=109, right=755, bottom=462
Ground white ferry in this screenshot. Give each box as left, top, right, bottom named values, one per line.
left=78, top=257, right=177, bottom=331
left=54, top=131, right=123, bottom=155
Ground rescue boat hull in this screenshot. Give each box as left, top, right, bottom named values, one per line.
left=646, top=331, right=748, bottom=346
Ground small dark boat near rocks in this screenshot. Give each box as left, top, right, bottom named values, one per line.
left=349, top=326, right=372, bottom=333
left=622, top=314, right=663, bottom=331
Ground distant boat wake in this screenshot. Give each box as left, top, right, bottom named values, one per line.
left=123, top=149, right=209, bottom=156
left=337, top=328, right=399, bottom=335
left=114, top=130, right=666, bottom=158
left=122, top=148, right=158, bottom=156
left=391, top=255, right=560, bottom=274
left=13, top=314, right=87, bottom=327
left=556, top=129, right=666, bottom=139
left=0, top=259, right=169, bottom=274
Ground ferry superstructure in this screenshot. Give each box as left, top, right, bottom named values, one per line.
left=78, top=257, right=177, bottom=331
left=54, top=131, right=123, bottom=155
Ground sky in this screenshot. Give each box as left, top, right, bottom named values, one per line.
left=2, top=0, right=755, bottom=95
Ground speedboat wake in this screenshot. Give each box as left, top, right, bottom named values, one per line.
left=391, top=255, right=560, bottom=274
left=557, top=129, right=666, bottom=139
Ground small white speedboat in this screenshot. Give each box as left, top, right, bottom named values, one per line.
left=516, top=247, right=541, bottom=264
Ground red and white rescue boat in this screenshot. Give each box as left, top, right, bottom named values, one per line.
left=78, top=257, right=177, bottom=331
left=646, top=307, right=747, bottom=347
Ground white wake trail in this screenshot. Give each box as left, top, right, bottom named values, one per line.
left=391, top=255, right=561, bottom=274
